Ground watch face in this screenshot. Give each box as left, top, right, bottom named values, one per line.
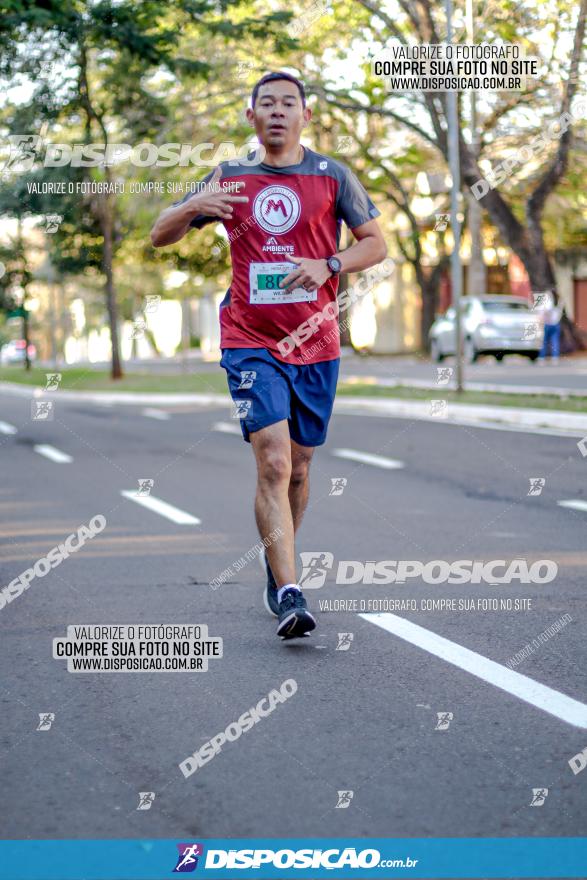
left=328, top=257, right=342, bottom=274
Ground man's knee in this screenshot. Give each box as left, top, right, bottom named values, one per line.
left=258, top=450, right=291, bottom=485
left=290, top=457, right=311, bottom=487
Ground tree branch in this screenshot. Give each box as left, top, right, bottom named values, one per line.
left=527, top=0, right=587, bottom=219
left=458, top=134, right=530, bottom=260
left=313, top=85, right=439, bottom=147
left=353, top=0, right=408, bottom=42
left=479, top=89, right=543, bottom=141
left=415, top=0, right=441, bottom=43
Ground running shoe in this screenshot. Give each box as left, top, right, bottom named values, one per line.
left=259, top=547, right=279, bottom=617
left=276, top=588, right=316, bottom=639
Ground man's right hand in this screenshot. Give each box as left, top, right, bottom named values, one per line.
left=185, top=165, right=249, bottom=221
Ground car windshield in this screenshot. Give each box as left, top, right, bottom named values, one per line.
left=481, top=301, right=529, bottom=311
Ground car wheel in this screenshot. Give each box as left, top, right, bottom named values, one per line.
left=494, top=352, right=504, bottom=362
left=430, top=339, right=444, bottom=362
left=464, top=338, right=478, bottom=363
left=528, top=352, right=539, bottom=361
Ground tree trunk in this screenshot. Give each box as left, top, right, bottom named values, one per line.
left=560, top=309, right=587, bottom=353
left=419, top=259, right=448, bottom=348
left=79, top=43, right=124, bottom=378
left=15, top=219, right=31, bottom=371
left=100, top=192, right=123, bottom=379
left=525, top=208, right=558, bottom=297
left=22, top=309, right=30, bottom=371
left=49, top=283, right=58, bottom=367
left=418, top=270, right=436, bottom=348
left=460, top=147, right=559, bottom=298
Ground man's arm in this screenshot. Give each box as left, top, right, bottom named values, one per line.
left=150, top=167, right=249, bottom=248
left=150, top=200, right=205, bottom=248
left=280, top=219, right=387, bottom=292
left=332, top=218, right=388, bottom=272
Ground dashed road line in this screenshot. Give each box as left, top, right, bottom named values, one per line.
left=120, top=490, right=201, bottom=525
left=212, top=421, right=242, bottom=436
left=142, top=408, right=171, bottom=420
left=558, top=500, right=587, bottom=514
left=34, top=444, right=73, bottom=463
left=332, top=448, right=404, bottom=469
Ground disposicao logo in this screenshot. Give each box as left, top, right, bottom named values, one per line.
left=173, top=843, right=204, bottom=872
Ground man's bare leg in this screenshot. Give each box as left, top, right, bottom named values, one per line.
left=289, top=438, right=315, bottom=534
left=250, top=420, right=296, bottom=588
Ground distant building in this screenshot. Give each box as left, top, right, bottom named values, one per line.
left=554, top=249, right=587, bottom=333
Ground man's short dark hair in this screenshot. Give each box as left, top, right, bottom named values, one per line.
left=251, top=72, right=306, bottom=108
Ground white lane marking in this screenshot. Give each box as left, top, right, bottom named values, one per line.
left=212, top=421, right=241, bottom=435
left=360, top=612, right=587, bottom=729
left=142, top=408, right=170, bottom=420
left=558, top=500, right=587, bottom=514
left=120, top=490, right=201, bottom=525
left=332, top=448, right=404, bottom=470
left=0, top=421, right=17, bottom=434
left=34, top=444, right=73, bottom=463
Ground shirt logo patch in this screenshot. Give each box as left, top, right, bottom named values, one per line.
left=253, top=185, right=301, bottom=235
left=319, top=161, right=327, bottom=169
left=262, top=236, right=294, bottom=254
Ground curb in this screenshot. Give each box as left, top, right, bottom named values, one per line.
left=334, top=396, right=587, bottom=434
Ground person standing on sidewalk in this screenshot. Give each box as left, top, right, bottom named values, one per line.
left=151, top=71, right=387, bottom=639
left=537, top=291, right=563, bottom=362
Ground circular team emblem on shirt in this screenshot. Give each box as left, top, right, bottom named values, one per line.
left=253, top=185, right=300, bottom=235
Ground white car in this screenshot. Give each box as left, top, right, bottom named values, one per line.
left=429, top=296, right=544, bottom=363
left=0, top=339, right=37, bottom=364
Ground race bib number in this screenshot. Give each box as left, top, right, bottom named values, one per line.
left=249, top=261, right=317, bottom=304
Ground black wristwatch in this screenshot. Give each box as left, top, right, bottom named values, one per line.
left=326, top=255, right=342, bottom=276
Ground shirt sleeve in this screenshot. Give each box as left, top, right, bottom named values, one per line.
left=171, top=169, right=218, bottom=229
left=335, top=165, right=381, bottom=229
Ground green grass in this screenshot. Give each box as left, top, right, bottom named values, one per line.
left=1, top=366, right=586, bottom=413
left=0, top=366, right=228, bottom=393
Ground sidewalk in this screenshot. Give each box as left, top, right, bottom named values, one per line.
left=334, top=396, right=587, bottom=436
left=342, top=374, right=587, bottom=399
left=2, top=380, right=587, bottom=436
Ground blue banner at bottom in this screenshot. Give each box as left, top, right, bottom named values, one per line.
left=0, top=837, right=585, bottom=879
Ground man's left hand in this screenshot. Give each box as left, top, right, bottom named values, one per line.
left=279, top=256, right=332, bottom=292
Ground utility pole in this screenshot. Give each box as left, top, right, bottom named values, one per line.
left=446, top=0, right=464, bottom=392
left=465, top=0, right=487, bottom=297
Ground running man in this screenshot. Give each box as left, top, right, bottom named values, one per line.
left=151, top=71, right=387, bottom=639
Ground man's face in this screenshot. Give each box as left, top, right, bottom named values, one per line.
left=246, top=79, right=311, bottom=150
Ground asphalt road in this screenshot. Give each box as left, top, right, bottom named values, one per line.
left=1, top=386, right=587, bottom=847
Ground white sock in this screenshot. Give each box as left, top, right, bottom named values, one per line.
left=277, top=583, right=301, bottom=602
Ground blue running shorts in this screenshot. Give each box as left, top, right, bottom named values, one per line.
left=219, top=347, right=340, bottom=447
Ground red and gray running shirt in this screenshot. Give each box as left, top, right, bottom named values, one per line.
left=172, top=146, right=380, bottom=365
